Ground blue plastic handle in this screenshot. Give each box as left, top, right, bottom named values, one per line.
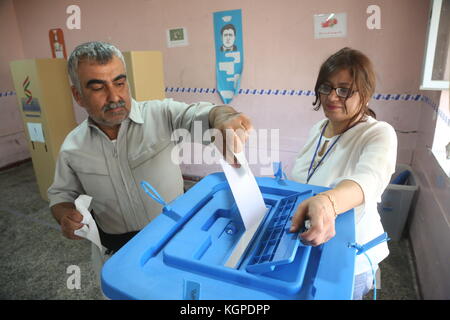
left=273, top=162, right=287, bottom=181
left=349, top=232, right=390, bottom=256
left=141, top=181, right=166, bottom=205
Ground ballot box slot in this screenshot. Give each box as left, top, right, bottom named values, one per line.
left=160, top=189, right=315, bottom=295
left=241, top=191, right=313, bottom=277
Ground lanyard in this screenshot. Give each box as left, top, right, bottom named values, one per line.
left=307, top=121, right=342, bottom=184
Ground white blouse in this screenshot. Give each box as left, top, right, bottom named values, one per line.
left=291, top=116, right=398, bottom=275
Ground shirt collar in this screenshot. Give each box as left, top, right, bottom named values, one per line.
left=128, top=98, right=144, bottom=124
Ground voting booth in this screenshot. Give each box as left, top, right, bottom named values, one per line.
left=123, top=51, right=165, bottom=101
left=101, top=173, right=358, bottom=300
left=10, top=58, right=76, bottom=201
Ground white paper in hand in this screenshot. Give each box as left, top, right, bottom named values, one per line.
left=74, top=195, right=106, bottom=254
left=220, top=151, right=267, bottom=268
left=220, top=151, right=267, bottom=229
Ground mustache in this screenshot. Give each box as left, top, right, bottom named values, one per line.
left=102, top=100, right=126, bottom=112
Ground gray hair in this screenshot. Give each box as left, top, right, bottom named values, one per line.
left=67, top=41, right=126, bottom=93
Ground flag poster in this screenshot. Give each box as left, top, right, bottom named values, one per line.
left=213, top=9, right=244, bottom=104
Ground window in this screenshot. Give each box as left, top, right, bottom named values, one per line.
left=421, top=0, right=450, bottom=177
left=421, top=0, right=450, bottom=90
left=431, top=90, right=450, bottom=177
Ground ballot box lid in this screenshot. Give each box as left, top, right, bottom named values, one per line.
left=101, top=172, right=356, bottom=300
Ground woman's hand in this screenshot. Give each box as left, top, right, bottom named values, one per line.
left=289, top=194, right=337, bottom=246
left=289, top=180, right=365, bottom=246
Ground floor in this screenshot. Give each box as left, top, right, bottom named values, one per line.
left=0, top=161, right=421, bottom=300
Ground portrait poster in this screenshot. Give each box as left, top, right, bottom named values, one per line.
left=213, top=9, right=244, bottom=104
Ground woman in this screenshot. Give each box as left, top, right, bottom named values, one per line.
left=289, top=47, right=397, bottom=299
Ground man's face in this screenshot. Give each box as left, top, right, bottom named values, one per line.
left=72, top=55, right=131, bottom=130
left=222, top=28, right=236, bottom=49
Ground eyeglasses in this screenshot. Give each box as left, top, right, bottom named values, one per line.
left=318, top=84, right=356, bottom=99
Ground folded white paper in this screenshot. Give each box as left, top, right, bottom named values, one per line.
left=74, top=195, right=106, bottom=254
left=220, top=151, right=267, bottom=268
left=220, top=151, right=267, bottom=229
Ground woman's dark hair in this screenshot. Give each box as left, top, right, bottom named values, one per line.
left=313, top=47, right=377, bottom=129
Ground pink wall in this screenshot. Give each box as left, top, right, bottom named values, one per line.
left=0, top=0, right=28, bottom=168
left=2, top=0, right=430, bottom=172
left=410, top=90, right=450, bottom=299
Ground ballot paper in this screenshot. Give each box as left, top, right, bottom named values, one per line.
left=74, top=195, right=106, bottom=254
left=220, top=151, right=267, bottom=268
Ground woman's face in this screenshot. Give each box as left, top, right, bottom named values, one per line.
left=319, top=68, right=361, bottom=124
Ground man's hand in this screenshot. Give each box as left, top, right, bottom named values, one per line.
left=209, top=106, right=254, bottom=168
left=51, top=202, right=84, bottom=240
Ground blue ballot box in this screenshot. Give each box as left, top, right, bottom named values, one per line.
left=101, top=172, right=356, bottom=300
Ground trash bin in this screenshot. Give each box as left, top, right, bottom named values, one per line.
left=378, top=164, right=419, bottom=241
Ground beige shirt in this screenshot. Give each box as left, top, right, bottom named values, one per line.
left=48, top=98, right=215, bottom=234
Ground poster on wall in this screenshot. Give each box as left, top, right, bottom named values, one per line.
left=49, top=28, right=67, bottom=59
left=26, top=122, right=45, bottom=143
left=314, top=13, right=347, bottom=39
left=167, top=27, right=189, bottom=48
left=213, top=9, right=244, bottom=104
left=21, top=76, right=41, bottom=117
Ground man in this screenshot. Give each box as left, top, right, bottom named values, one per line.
left=48, top=41, right=253, bottom=279
left=220, top=24, right=238, bottom=52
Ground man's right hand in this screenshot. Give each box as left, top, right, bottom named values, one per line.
left=50, top=202, right=84, bottom=240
